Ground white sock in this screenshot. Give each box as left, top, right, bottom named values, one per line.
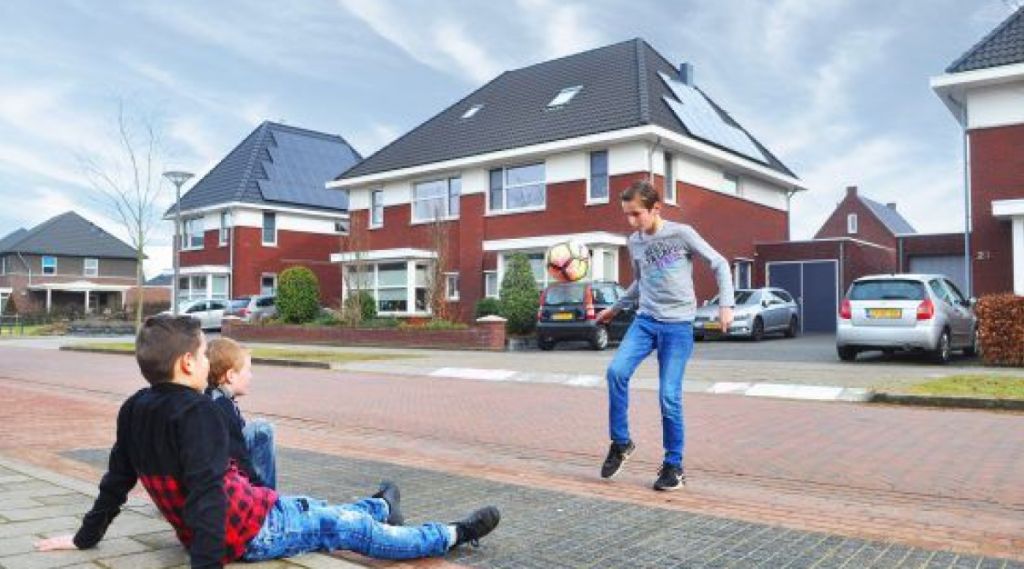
left=446, top=524, right=458, bottom=549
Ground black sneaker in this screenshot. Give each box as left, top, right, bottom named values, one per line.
left=600, top=441, right=635, bottom=479
left=451, top=506, right=501, bottom=548
left=653, top=463, right=685, bottom=491
left=372, top=480, right=404, bottom=525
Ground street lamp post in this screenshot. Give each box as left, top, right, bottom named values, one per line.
left=163, top=170, right=194, bottom=315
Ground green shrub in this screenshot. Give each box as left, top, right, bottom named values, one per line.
left=398, top=319, right=468, bottom=330
left=276, top=266, right=321, bottom=323
left=344, top=290, right=377, bottom=322
left=499, top=252, right=540, bottom=335
left=474, top=297, right=501, bottom=319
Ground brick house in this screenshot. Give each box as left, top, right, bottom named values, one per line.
left=0, top=212, right=139, bottom=315
left=932, top=5, right=1024, bottom=295
left=167, top=121, right=360, bottom=306
left=327, top=39, right=806, bottom=322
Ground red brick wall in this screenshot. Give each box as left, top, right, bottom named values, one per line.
left=897, top=233, right=966, bottom=272
left=814, top=188, right=897, bottom=249
left=223, top=318, right=506, bottom=351
left=969, top=124, right=1024, bottom=295
left=179, top=230, right=230, bottom=266
left=844, top=241, right=898, bottom=293
left=679, top=183, right=789, bottom=301
left=231, top=227, right=344, bottom=307
left=346, top=171, right=789, bottom=320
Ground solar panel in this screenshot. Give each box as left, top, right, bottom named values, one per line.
left=257, top=129, right=359, bottom=210
left=658, top=72, right=767, bottom=164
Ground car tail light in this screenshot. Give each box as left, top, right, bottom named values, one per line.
left=584, top=286, right=596, bottom=320
left=839, top=299, right=852, bottom=320
left=537, top=289, right=547, bottom=321
left=916, top=298, right=935, bottom=320
left=240, top=308, right=250, bottom=317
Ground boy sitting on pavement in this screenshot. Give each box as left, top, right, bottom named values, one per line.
left=205, top=337, right=277, bottom=490
left=35, top=315, right=500, bottom=567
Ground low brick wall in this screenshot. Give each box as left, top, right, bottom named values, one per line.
left=222, top=318, right=507, bottom=351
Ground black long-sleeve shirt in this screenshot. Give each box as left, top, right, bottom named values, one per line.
left=74, top=383, right=277, bottom=568
left=204, top=386, right=263, bottom=487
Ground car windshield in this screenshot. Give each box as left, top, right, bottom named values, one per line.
left=229, top=299, right=250, bottom=309
left=849, top=280, right=926, bottom=301
left=544, top=283, right=586, bottom=305
left=708, top=291, right=756, bottom=306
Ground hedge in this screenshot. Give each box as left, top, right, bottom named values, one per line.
left=975, top=293, right=1024, bottom=367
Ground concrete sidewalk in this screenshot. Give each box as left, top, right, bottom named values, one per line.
left=0, top=456, right=365, bottom=569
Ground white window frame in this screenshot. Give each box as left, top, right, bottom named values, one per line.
left=548, top=85, right=582, bottom=107
left=182, top=217, right=204, bottom=250
left=0, top=290, right=9, bottom=313
left=370, top=190, right=384, bottom=228
left=664, top=151, right=676, bottom=203
left=412, top=177, right=460, bottom=223
left=219, top=211, right=230, bottom=246
left=484, top=271, right=498, bottom=299
left=260, top=273, right=278, bottom=296
left=588, top=150, right=609, bottom=204
left=444, top=272, right=460, bottom=301
left=83, top=258, right=98, bottom=277
left=733, top=259, right=753, bottom=289
left=488, top=163, right=546, bottom=214
left=262, top=212, right=277, bottom=246
left=42, top=256, right=57, bottom=275
left=847, top=213, right=858, bottom=234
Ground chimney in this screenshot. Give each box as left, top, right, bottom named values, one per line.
left=846, top=185, right=858, bottom=197
left=886, top=202, right=897, bottom=210
left=678, top=62, right=694, bottom=86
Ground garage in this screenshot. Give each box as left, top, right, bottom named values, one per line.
left=908, top=254, right=968, bottom=294
left=766, top=260, right=839, bottom=333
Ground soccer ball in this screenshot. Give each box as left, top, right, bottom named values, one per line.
left=546, top=240, right=591, bottom=282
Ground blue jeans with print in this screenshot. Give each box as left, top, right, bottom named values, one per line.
left=243, top=496, right=452, bottom=561
left=606, top=314, right=694, bottom=467
left=242, top=419, right=277, bottom=490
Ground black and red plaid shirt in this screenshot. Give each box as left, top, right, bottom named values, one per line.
left=73, top=383, right=278, bottom=568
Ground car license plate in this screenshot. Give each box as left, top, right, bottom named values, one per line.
left=552, top=312, right=574, bottom=321
left=704, top=322, right=720, bottom=330
left=867, top=308, right=902, bottom=319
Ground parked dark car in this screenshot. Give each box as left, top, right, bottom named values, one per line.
left=535, top=280, right=636, bottom=350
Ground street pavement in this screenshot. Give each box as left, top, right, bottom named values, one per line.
left=0, top=345, right=1022, bottom=567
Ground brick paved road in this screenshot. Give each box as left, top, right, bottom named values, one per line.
left=0, top=346, right=1021, bottom=564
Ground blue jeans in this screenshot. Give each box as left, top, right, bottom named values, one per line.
left=243, top=496, right=452, bottom=561
left=606, top=314, right=694, bottom=467
left=242, top=419, right=277, bottom=490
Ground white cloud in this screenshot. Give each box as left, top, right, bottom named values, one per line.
left=516, top=0, right=602, bottom=59
left=337, top=0, right=505, bottom=83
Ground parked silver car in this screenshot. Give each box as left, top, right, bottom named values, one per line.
left=836, top=274, right=977, bottom=364
left=694, top=288, right=800, bottom=341
left=160, top=299, right=228, bottom=330
left=224, top=295, right=277, bottom=323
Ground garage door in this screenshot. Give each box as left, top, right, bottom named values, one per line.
left=766, top=260, right=839, bottom=333
left=909, top=255, right=967, bottom=294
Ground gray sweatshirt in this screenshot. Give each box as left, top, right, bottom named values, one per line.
left=612, top=220, right=735, bottom=322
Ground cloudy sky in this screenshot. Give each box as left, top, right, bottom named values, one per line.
left=0, top=0, right=1018, bottom=278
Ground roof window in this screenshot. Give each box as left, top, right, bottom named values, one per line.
left=461, top=104, right=483, bottom=119
left=547, top=85, right=582, bottom=108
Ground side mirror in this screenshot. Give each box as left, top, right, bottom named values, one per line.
left=761, top=299, right=769, bottom=308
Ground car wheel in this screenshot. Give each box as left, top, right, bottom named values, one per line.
left=590, top=326, right=609, bottom=351
left=933, top=329, right=952, bottom=364
left=963, top=327, right=978, bottom=357
left=837, top=346, right=858, bottom=362
left=538, top=337, right=555, bottom=351
left=783, top=316, right=798, bottom=338
left=750, top=317, right=764, bottom=342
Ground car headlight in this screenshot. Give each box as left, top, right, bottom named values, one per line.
left=733, top=313, right=752, bottom=321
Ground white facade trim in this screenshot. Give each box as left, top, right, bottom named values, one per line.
left=1013, top=217, right=1024, bottom=296
left=179, top=265, right=231, bottom=275
left=483, top=231, right=627, bottom=252
left=164, top=202, right=348, bottom=221
left=329, top=125, right=806, bottom=192
left=331, top=248, right=437, bottom=264
left=931, top=63, right=1024, bottom=124
left=992, top=198, right=1024, bottom=218
left=26, top=280, right=131, bottom=292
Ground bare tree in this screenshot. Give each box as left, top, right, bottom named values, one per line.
left=80, top=101, right=167, bottom=331
left=426, top=212, right=452, bottom=322
left=339, top=211, right=371, bottom=325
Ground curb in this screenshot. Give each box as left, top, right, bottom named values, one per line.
left=59, top=346, right=331, bottom=369
left=869, top=392, right=1024, bottom=411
